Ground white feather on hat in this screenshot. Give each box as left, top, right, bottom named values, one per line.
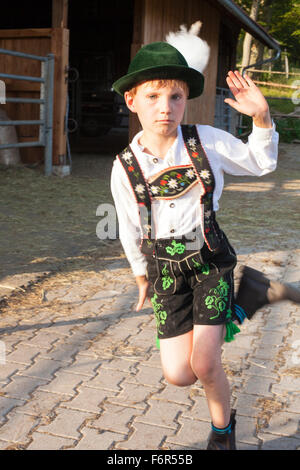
left=166, top=21, right=210, bottom=74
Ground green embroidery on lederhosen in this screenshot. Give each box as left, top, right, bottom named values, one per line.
left=165, top=240, right=186, bottom=256
left=161, top=263, right=174, bottom=290
left=205, top=277, right=231, bottom=320
left=151, top=293, right=167, bottom=336
left=191, top=258, right=210, bottom=275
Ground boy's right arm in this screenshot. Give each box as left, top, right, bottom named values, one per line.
left=111, top=160, right=149, bottom=308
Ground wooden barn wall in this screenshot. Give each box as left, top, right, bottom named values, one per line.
left=130, top=0, right=220, bottom=139
left=0, top=28, right=68, bottom=165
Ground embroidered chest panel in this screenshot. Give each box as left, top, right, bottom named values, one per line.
left=148, top=165, right=200, bottom=199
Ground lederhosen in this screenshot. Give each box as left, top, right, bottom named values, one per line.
left=117, top=125, right=241, bottom=344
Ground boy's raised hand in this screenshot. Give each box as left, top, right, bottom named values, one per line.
left=224, top=70, right=272, bottom=128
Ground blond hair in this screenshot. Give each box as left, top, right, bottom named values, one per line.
left=127, top=79, right=189, bottom=97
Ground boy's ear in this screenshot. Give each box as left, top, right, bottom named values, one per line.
left=124, top=92, right=137, bottom=113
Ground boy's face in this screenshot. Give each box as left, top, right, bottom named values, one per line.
left=124, top=81, right=188, bottom=139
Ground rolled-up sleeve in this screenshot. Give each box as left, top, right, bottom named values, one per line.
left=214, top=120, right=279, bottom=177
left=110, top=159, right=147, bottom=277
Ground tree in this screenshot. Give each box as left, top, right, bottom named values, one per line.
left=241, top=0, right=261, bottom=69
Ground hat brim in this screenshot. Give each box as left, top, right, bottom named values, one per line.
left=112, top=64, right=204, bottom=100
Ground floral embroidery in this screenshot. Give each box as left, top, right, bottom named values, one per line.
left=191, top=259, right=210, bottom=275
left=135, top=184, right=145, bottom=194
left=122, top=150, right=133, bottom=164
left=200, top=169, right=210, bottom=180
left=151, top=293, right=167, bottom=336
left=161, top=264, right=174, bottom=290
left=149, top=166, right=197, bottom=198
left=205, top=277, right=230, bottom=320
left=187, top=137, right=197, bottom=151
left=165, top=240, right=186, bottom=256
left=186, top=168, right=195, bottom=179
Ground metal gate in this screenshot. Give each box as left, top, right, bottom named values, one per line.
left=0, top=47, right=55, bottom=176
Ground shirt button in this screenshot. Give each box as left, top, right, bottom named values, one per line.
left=170, top=203, right=175, bottom=208
left=170, top=229, right=175, bottom=234
left=153, top=158, right=158, bottom=163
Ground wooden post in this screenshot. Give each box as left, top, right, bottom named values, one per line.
left=51, top=27, right=69, bottom=165
left=51, top=1, right=69, bottom=165
left=52, top=0, right=68, bottom=28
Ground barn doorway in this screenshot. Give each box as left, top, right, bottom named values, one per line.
left=67, top=0, right=134, bottom=155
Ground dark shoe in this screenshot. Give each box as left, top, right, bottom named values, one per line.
left=235, top=265, right=300, bottom=320
left=207, top=410, right=236, bottom=450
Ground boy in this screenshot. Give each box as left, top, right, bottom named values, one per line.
left=110, top=29, right=299, bottom=450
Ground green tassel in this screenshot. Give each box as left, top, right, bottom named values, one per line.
left=224, top=320, right=240, bottom=343
left=156, top=336, right=160, bottom=349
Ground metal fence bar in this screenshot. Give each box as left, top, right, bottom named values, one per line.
left=0, top=47, right=47, bottom=62
left=0, top=47, right=55, bottom=175
left=0, top=141, right=43, bottom=149
left=0, top=120, right=44, bottom=126
left=0, top=72, right=44, bottom=83
left=44, top=54, right=55, bottom=176
left=5, top=97, right=45, bottom=104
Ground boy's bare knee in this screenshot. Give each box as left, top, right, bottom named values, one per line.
left=163, top=364, right=197, bottom=387
left=191, top=358, right=219, bottom=386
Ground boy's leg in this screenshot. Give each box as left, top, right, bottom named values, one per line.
left=191, top=324, right=231, bottom=429
left=159, top=330, right=197, bottom=387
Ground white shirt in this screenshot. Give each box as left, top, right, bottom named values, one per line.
left=111, top=122, right=279, bottom=276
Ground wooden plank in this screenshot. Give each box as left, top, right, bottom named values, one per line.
left=0, top=29, right=52, bottom=38
left=51, top=27, right=69, bottom=165
left=52, top=0, right=69, bottom=28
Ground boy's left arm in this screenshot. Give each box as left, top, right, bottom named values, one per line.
left=224, top=70, right=272, bottom=129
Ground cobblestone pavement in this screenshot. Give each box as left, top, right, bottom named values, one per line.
left=0, top=245, right=300, bottom=451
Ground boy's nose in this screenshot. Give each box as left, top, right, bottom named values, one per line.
left=160, top=97, right=172, bottom=114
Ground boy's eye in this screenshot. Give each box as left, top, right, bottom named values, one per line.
left=148, top=94, right=158, bottom=100
left=172, top=93, right=183, bottom=100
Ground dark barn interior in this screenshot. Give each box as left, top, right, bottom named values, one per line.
left=0, top=0, right=134, bottom=156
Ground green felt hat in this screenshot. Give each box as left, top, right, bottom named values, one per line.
left=112, top=42, right=204, bottom=99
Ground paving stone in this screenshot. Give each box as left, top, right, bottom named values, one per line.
left=62, top=386, right=117, bottom=413
left=40, top=342, right=82, bottom=363
left=0, top=363, right=21, bottom=385
left=74, top=427, right=125, bottom=450
left=37, top=408, right=93, bottom=439
left=264, top=411, right=300, bottom=437
left=241, top=375, right=274, bottom=397
left=234, top=392, right=262, bottom=418
left=23, top=330, right=60, bottom=350
left=244, top=358, right=277, bottom=379
left=89, top=403, right=144, bottom=434
left=108, top=383, right=151, bottom=410
left=135, top=399, right=187, bottom=430
left=63, top=356, right=101, bottom=377
left=181, top=395, right=211, bottom=421
left=126, top=365, right=164, bottom=388
left=26, top=432, right=75, bottom=450
left=116, top=421, right=175, bottom=450
left=272, top=376, right=300, bottom=395
left=0, top=396, right=25, bottom=423
left=154, top=383, right=195, bottom=406
left=39, top=371, right=83, bottom=396
left=258, top=432, right=300, bottom=450
left=0, top=411, right=39, bottom=443
left=235, top=414, right=260, bottom=445
left=166, top=416, right=209, bottom=450
left=85, top=368, right=126, bottom=392
left=5, top=344, right=40, bottom=365
left=14, top=390, right=62, bottom=417
left=1, top=375, right=48, bottom=400
left=19, top=358, right=63, bottom=381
